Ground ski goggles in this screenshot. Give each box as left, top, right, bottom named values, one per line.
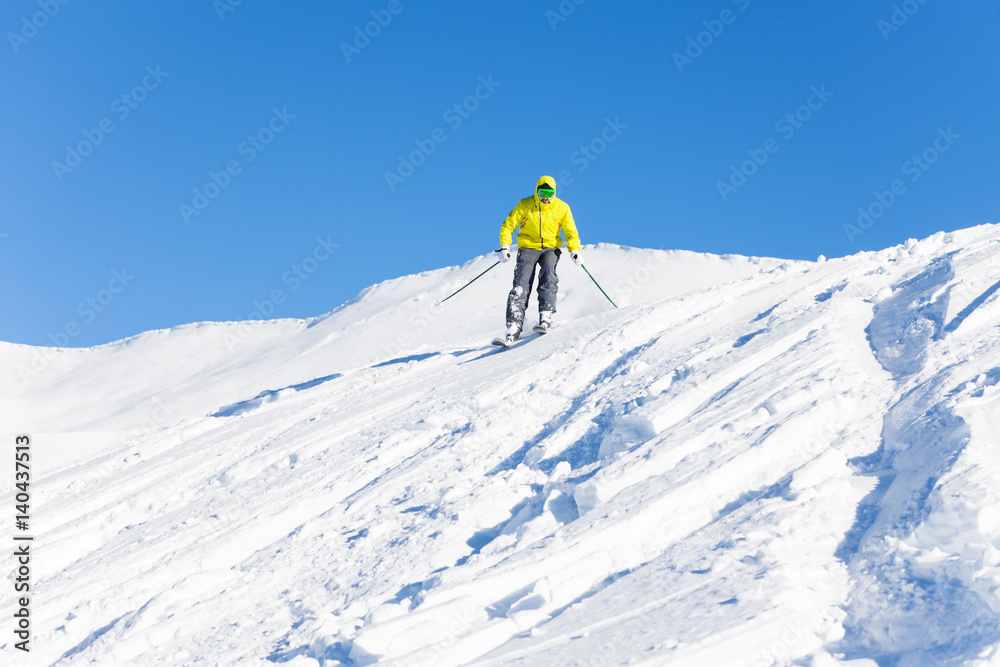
left=537, top=188, right=555, bottom=199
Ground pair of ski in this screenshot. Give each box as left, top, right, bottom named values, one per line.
left=491, top=321, right=550, bottom=348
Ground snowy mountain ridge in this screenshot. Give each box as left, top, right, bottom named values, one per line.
left=2, top=225, right=1000, bottom=666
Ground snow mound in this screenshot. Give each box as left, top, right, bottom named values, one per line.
left=2, top=226, right=1000, bottom=666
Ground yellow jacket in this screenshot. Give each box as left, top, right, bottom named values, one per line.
left=500, top=175, right=581, bottom=252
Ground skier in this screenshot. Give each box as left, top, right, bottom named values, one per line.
left=493, top=175, right=581, bottom=347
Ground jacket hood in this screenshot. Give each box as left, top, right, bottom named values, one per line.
left=535, top=175, right=557, bottom=203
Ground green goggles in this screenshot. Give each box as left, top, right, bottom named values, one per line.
left=537, top=188, right=555, bottom=199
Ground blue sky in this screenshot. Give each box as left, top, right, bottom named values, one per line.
left=2, top=0, right=998, bottom=347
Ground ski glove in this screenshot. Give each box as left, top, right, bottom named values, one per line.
left=570, top=250, right=582, bottom=266
left=497, top=246, right=512, bottom=263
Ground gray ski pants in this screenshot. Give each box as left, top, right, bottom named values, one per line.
left=505, top=247, right=561, bottom=332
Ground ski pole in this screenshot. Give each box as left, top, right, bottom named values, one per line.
left=581, top=264, right=618, bottom=309
left=440, top=253, right=503, bottom=304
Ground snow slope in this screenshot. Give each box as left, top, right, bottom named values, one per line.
left=2, top=226, right=1000, bottom=666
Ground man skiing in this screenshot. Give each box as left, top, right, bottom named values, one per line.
left=493, top=175, right=581, bottom=347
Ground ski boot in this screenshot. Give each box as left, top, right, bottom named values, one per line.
left=532, top=311, right=554, bottom=334
left=492, top=323, right=521, bottom=347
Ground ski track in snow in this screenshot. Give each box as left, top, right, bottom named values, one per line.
left=1, top=230, right=1000, bottom=666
